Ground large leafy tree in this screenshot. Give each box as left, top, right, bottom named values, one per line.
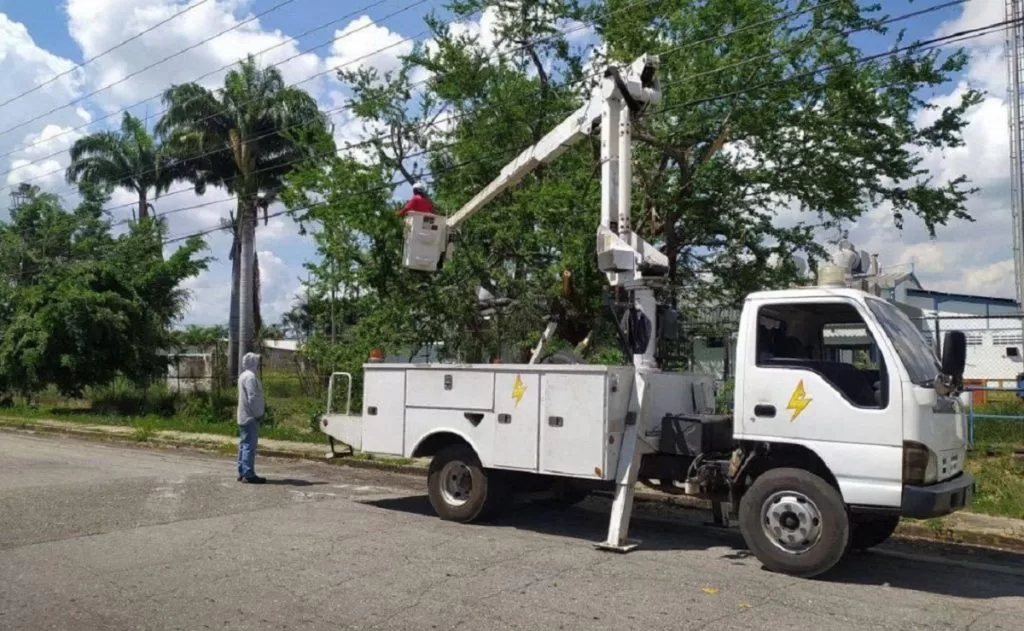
left=290, top=0, right=981, bottom=369
left=157, top=55, right=334, bottom=378
left=65, top=112, right=192, bottom=222
left=0, top=185, right=209, bottom=397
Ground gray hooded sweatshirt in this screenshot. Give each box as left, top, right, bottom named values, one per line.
left=237, top=352, right=265, bottom=425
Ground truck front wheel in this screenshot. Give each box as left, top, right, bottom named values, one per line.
left=738, top=468, right=850, bottom=578
left=427, top=444, right=505, bottom=522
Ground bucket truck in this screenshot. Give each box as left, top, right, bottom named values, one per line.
left=320, top=54, right=974, bottom=577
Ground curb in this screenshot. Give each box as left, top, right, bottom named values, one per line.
left=3, top=417, right=1024, bottom=553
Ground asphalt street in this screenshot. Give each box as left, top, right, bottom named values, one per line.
left=2, top=431, right=1023, bottom=630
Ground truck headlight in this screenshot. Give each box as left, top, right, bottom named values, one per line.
left=903, top=441, right=938, bottom=485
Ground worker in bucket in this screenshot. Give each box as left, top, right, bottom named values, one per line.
left=397, top=181, right=435, bottom=217
left=237, top=352, right=267, bottom=484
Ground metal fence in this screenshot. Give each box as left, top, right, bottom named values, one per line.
left=913, top=314, right=1024, bottom=446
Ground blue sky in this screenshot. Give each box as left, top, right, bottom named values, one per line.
left=0, top=0, right=1011, bottom=327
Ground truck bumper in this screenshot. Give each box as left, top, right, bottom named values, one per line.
left=900, top=472, right=975, bottom=519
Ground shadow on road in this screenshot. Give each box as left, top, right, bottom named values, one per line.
left=364, top=493, right=1024, bottom=601
left=263, top=478, right=327, bottom=487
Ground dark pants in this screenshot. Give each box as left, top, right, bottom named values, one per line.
left=237, top=421, right=259, bottom=480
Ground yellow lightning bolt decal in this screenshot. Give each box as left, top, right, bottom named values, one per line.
left=786, top=380, right=811, bottom=422
left=511, top=375, right=526, bottom=407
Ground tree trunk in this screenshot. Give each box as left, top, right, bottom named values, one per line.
left=138, top=190, right=149, bottom=221
left=228, top=230, right=241, bottom=381
left=238, top=201, right=257, bottom=372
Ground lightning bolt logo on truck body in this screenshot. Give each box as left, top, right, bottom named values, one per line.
left=511, top=374, right=526, bottom=407
left=787, top=380, right=811, bottom=421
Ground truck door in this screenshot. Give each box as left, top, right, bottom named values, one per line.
left=734, top=298, right=903, bottom=506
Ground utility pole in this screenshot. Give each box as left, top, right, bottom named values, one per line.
left=1007, top=0, right=1024, bottom=316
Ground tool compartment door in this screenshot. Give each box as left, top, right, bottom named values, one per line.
left=405, top=369, right=495, bottom=411
left=492, top=372, right=540, bottom=471
left=539, top=372, right=607, bottom=478
left=361, top=368, right=406, bottom=455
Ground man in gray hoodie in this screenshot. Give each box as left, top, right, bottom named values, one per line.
left=237, top=352, right=267, bottom=484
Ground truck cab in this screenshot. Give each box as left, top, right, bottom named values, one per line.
left=731, top=286, right=972, bottom=565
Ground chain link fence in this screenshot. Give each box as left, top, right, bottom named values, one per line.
left=913, top=315, right=1024, bottom=447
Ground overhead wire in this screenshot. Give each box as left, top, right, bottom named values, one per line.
left=1, top=0, right=836, bottom=202
left=159, top=5, right=1009, bottom=246
left=658, top=12, right=1017, bottom=111
left=136, top=0, right=981, bottom=223
left=0, top=0, right=312, bottom=143
left=0, top=0, right=413, bottom=175
left=0, top=0, right=214, bottom=111
left=0, top=0, right=669, bottom=196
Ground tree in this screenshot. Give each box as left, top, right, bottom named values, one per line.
left=298, top=0, right=980, bottom=367
left=156, top=55, right=333, bottom=378
left=65, top=112, right=191, bottom=222
left=0, top=185, right=209, bottom=397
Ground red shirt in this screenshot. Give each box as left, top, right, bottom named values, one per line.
left=398, top=193, right=435, bottom=217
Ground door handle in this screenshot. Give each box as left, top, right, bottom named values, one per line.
left=754, top=404, right=776, bottom=418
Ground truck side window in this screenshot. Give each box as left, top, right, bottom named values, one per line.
left=755, top=303, right=888, bottom=409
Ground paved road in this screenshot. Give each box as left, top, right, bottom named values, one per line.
left=2, top=432, right=1023, bottom=631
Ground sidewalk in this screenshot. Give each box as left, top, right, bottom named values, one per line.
left=3, top=415, right=1023, bottom=553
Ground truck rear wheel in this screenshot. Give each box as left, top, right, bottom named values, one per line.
left=427, top=444, right=505, bottom=522
left=850, top=515, right=899, bottom=550
left=738, top=467, right=850, bottom=578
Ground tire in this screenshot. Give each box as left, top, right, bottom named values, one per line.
left=850, top=515, right=899, bottom=550
left=738, top=467, right=850, bottom=578
left=427, top=444, right=506, bottom=522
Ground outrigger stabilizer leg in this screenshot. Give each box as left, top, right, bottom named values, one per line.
left=595, top=410, right=644, bottom=552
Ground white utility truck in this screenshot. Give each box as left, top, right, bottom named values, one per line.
left=320, top=53, right=974, bottom=577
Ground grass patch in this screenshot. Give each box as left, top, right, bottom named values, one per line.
left=0, top=404, right=326, bottom=444
left=965, top=451, right=1024, bottom=520
left=0, top=370, right=327, bottom=444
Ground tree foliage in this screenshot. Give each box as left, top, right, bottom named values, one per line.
left=65, top=112, right=195, bottom=222
left=286, top=0, right=981, bottom=372
left=0, top=185, right=209, bottom=397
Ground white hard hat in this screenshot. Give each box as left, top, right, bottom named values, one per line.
left=412, top=181, right=425, bottom=192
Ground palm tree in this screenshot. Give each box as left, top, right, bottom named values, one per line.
left=156, top=55, right=331, bottom=378
left=65, top=111, right=186, bottom=222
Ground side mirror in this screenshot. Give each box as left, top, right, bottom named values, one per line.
left=941, top=330, right=966, bottom=381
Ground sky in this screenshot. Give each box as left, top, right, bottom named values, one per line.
left=0, top=0, right=1012, bottom=328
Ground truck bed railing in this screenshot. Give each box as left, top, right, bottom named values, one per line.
left=326, top=372, right=353, bottom=416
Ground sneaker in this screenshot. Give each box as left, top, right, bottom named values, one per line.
left=241, top=476, right=266, bottom=484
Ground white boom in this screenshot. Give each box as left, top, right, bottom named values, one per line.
left=401, top=53, right=671, bottom=551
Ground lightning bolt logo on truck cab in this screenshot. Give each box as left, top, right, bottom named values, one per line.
left=787, top=380, right=811, bottom=421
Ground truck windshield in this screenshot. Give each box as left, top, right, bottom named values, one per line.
left=866, top=298, right=941, bottom=386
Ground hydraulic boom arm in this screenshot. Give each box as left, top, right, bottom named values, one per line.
left=402, top=53, right=669, bottom=285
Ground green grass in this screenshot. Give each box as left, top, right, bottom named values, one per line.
left=0, top=370, right=330, bottom=444
left=965, top=451, right=1024, bottom=520
left=0, top=403, right=327, bottom=444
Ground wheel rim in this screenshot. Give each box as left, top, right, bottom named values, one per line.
left=760, top=490, right=823, bottom=555
left=440, top=461, right=473, bottom=507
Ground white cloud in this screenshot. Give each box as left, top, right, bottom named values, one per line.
left=325, top=15, right=413, bottom=78
left=65, top=0, right=325, bottom=112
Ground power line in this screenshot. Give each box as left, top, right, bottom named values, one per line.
left=161, top=7, right=1008, bottom=245
left=0, top=0, right=429, bottom=182
left=0, top=0, right=304, bottom=141
left=0, top=0, right=214, bottom=111
left=658, top=0, right=972, bottom=86
left=0, top=0, right=823, bottom=198
left=661, top=13, right=1019, bottom=112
